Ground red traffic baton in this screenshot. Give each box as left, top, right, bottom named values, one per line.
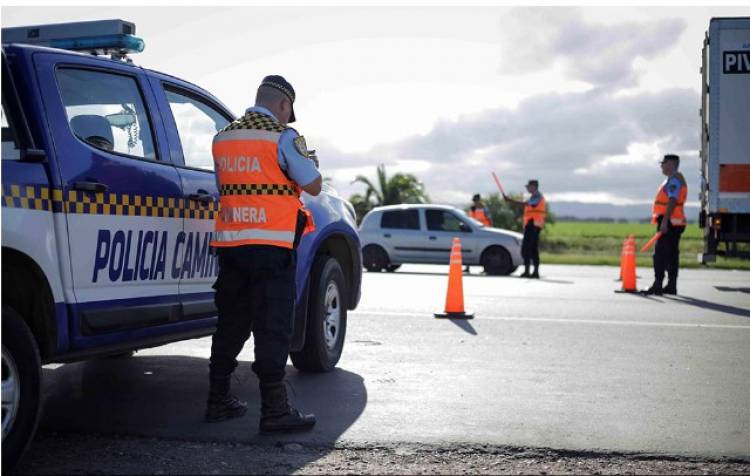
left=640, top=232, right=662, bottom=253
left=491, top=172, right=506, bottom=196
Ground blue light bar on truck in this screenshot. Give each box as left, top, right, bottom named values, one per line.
left=1, top=20, right=144, bottom=54
left=48, top=34, right=144, bottom=53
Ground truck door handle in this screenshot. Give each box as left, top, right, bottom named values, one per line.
left=429, top=236, right=437, bottom=240
left=188, top=190, right=213, bottom=204
left=73, top=181, right=108, bottom=193
left=384, top=233, right=391, bottom=238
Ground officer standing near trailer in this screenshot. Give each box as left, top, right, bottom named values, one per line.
left=643, top=154, right=688, bottom=295
left=206, top=75, right=322, bottom=433
left=504, top=180, right=546, bottom=278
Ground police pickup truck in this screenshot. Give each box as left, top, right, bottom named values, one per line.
left=1, top=20, right=361, bottom=469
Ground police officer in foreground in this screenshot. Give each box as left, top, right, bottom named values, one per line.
left=642, top=154, right=687, bottom=296
left=503, top=180, right=546, bottom=279
left=466, top=194, right=493, bottom=272
left=206, top=75, right=321, bottom=433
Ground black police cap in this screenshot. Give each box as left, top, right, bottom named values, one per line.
left=260, top=75, right=296, bottom=123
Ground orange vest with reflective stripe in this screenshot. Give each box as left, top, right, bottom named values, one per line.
left=210, top=111, right=303, bottom=249
left=469, top=207, right=491, bottom=226
left=651, top=176, right=687, bottom=227
left=523, top=196, right=546, bottom=228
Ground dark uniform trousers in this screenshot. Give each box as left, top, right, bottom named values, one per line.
left=653, top=216, right=685, bottom=285
left=521, top=220, right=541, bottom=269
left=209, top=245, right=296, bottom=384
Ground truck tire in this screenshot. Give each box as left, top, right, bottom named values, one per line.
left=290, top=256, right=347, bottom=372
left=2, top=307, right=42, bottom=472
left=481, top=246, right=514, bottom=276
left=362, top=245, right=389, bottom=272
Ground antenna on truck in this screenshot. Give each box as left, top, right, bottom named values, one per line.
left=1, top=19, right=144, bottom=62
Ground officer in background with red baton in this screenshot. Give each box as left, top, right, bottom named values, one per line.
left=642, top=154, right=688, bottom=295
left=500, top=177, right=547, bottom=279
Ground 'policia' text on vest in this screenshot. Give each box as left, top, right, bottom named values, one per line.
left=215, top=156, right=262, bottom=173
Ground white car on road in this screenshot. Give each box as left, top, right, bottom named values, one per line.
left=359, top=204, right=523, bottom=275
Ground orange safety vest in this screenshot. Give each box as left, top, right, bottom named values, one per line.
left=523, top=195, right=546, bottom=229
left=469, top=206, right=491, bottom=226
left=652, top=176, right=687, bottom=226
left=210, top=111, right=310, bottom=249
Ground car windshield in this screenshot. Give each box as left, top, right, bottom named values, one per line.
left=457, top=209, right=485, bottom=227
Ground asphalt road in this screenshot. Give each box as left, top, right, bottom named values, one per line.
left=16, top=264, right=750, bottom=473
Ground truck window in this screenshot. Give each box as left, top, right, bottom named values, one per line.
left=56, top=68, right=157, bottom=159
left=1, top=104, right=20, bottom=161
left=164, top=88, right=230, bottom=170
left=381, top=210, right=420, bottom=230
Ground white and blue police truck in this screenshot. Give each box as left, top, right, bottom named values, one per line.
left=1, top=20, right=362, bottom=469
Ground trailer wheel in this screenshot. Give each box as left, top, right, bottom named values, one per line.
left=2, top=307, right=42, bottom=472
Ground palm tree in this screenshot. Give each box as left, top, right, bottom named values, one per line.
left=352, top=164, right=429, bottom=207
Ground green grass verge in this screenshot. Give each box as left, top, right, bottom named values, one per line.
left=539, top=221, right=750, bottom=271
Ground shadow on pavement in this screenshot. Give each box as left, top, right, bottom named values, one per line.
left=663, top=295, right=750, bottom=318
left=618, top=290, right=665, bottom=303
left=715, top=286, right=750, bottom=294
left=28, top=355, right=367, bottom=471
left=537, top=278, right=574, bottom=284
left=444, top=317, right=478, bottom=335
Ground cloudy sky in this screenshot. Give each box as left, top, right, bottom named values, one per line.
left=3, top=6, right=747, bottom=213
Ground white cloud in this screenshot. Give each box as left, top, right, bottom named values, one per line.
left=498, top=7, right=686, bottom=89
left=329, top=87, right=701, bottom=206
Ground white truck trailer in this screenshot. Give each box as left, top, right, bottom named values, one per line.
left=699, top=17, right=750, bottom=262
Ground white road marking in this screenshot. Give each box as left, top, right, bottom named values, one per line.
left=351, top=310, right=750, bottom=330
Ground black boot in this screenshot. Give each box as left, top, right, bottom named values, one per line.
left=205, top=375, right=248, bottom=423
left=520, top=267, right=531, bottom=278
left=664, top=270, right=678, bottom=295
left=642, top=282, right=663, bottom=296
left=259, top=381, right=316, bottom=434
left=530, top=268, right=540, bottom=279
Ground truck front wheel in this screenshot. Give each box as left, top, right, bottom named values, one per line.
left=290, top=256, right=347, bottom=372
left=2, top=307, right=42, bottom=472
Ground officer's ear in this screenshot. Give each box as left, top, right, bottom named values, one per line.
left=281, top=98, right=293, bottom=117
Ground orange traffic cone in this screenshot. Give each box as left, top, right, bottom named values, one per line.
left=435, top=237, right=474, bottom=319
left=618, top=234, right=634, bottom=282
left=616, top=236, right=637, bottom=293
